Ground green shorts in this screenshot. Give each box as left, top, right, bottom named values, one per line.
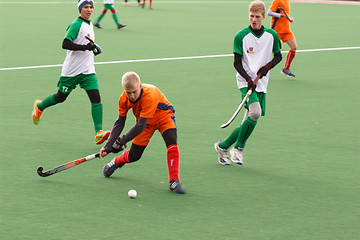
left=57, top=74, right=98, bottom=94
left=104, top=4, right=115, bottom=10
left=240, top=88, right=266, bottom=116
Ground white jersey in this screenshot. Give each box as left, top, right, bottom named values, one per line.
left=103, top=0, right=115, bottom=4
left=233, top=26, right=281, bottom=93
left=61, top=17, right=95, bottom=77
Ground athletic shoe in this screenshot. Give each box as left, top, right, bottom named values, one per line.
left=95, top=130, right=111, bottom=145
left=169, top=179, right=186, bottom=194
left=117, top=24, right=126, bottom=29
left=230, top=147, right=244, bottom=165
left=124, top=3, right=131, bottom=6
left=32, top=99, right=44, bottom=125
left=138, top=2, right=144, bottom=5
left=94, top=24, right=102, bottom=29
left=281, top=68, right=295, bottom=77
left=103, top=158, right=120, bottom=178
left=214, top=141, right=230, bottom=165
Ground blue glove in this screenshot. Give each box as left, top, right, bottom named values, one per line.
left=93, top=43, right=102, bottom=56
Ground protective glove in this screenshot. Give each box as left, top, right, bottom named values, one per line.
left=257, top=64, right=271, bottom=78
left=111, top=137, right=126, bottom=153
left=86, top=42, right=96, bottom=50
left=86, top=42, right=102, bottom=56
left=92, top=43, right=102, bottom=56
left=246, top=77, right=256, bottom=92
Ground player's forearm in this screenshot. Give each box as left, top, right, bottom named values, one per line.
left=118, top=117, right=148, bottom=144
left=268, top=52, right=282, bottom=69
left=267, top=9, right=281, bottom=18
left=104, top=115, right=126, bottom=151
left=62, top=38, right=89, bottom=51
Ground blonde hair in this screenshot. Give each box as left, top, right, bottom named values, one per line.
left=249, top=0, right=266, bottom=17
left=122, top=72, right=141, bottom=89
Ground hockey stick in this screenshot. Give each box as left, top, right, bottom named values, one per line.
left=37, top=153, right=100, bottom=177
left=220, top=73, right=261, bottom=129
left=278, top=7, right=293, bottom=22
left=85, top=35, right=94, bottom=44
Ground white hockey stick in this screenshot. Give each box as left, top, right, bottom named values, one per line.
left=220, top=74, right=261, bottom=128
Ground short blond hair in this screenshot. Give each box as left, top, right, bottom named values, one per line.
left=122, top=72, right=141, bottom=89
left=249, top=0, right=266, bottom=17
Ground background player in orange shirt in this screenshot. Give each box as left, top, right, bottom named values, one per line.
left=268, top=0, right=297, bottom=77
left=138, top=0, right=153, bottom=9
left=99, top=72, right=185, bottom=194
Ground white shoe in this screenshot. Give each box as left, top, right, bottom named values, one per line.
left=230, top=147, right=244, bottom=165
left=214, top=141, right=230, bottom=165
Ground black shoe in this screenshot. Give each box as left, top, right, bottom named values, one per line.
left=94, top=24, right=102, bottom=29
left=103, top=158, right=119, bottom=178
left=117, top=24, right=126, bottom=29
left=169, top=179, right=186, bottom=194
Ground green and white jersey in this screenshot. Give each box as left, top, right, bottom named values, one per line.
left=234, top=26, right=281, bottom=93
left=61, top=17, right=95, bottom=77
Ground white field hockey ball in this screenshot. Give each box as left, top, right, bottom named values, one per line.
left=128, top=189, right=137, bottom=198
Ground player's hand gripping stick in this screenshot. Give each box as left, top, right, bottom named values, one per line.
left=85, top=36, right=102, bottom=56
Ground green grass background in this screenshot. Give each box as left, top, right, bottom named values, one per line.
left=1, top=0, right=360, bottom=239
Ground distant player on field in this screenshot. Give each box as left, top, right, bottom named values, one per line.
left=139, top=0, right=153, bottom=9
left=99, top=72, right=185, bottom=194
left=214, top=0, right=282, bottom=165
left=31, top=0, right=110, bottom=145
left=123, top=0, right=142, bottom=6
left=94, top=0, right=126, bottom=29
left=268, top=0, right=297, bottom=77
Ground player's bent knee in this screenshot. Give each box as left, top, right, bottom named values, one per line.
left=249, top=112, right=261, bottom=121
left=128, top=144, right=146, bottom=162
left=162, top=128, right=177, bottom=147
left=54, top=91, right=69, bottom=103
left=248, top=103, right=261, bottom=121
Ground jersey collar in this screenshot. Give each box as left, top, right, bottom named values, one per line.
left=249, top=25, right=264, bottom=38
left=78, top=16, right=91, bottom=24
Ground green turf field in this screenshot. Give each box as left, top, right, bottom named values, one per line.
left=1, top=0, right=360, bottom=239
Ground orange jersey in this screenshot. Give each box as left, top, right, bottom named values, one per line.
left=118, top=84, right=174, bottom=125
left=269, top=0, right=291, bottom=34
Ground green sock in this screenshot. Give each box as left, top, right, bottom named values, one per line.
left=91, top=102, right=103, bottom=133
left=112, top=13, right=120, bottom=26
left=95, top=14, right=104, bottom=25
left=37, top=94, right=56, bottom=111
left=234, top=117, right=257, bottom=149
left=219, top=126, right=241, bottom=149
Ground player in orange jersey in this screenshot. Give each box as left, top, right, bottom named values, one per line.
left=139, top=0, right=153, bottom=9
left=99, top=72, right=185, bottom=194
left=268, top=0, right=297, bottom=77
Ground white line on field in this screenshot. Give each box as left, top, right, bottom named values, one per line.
left=0, top=1, right=252, bottom=4
left=0, top=46, right=359, bottom=71
left=1, top=0, right=359, bottom=4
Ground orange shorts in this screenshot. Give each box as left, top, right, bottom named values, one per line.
left=132, top=114, right=176, bottom=146
left=277, top=31, right=295, bottom=43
